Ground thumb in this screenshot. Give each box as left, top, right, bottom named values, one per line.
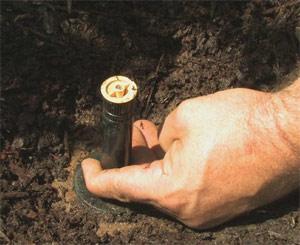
left=159, top=100, right=192, bottom=152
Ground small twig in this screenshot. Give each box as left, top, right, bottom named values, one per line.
left=161, top=94, right=174, bottom=105
left=1, top=151, right=17, bottom=155
left=50, top=153, right=59, bottom=160
left=13, top=13, right=29, bottom=23
left=144, top=52, right=165, bottom=118
left=66, top=0, right=72, bottom=14
left=0, top=229, right=10, bottom=242
left=43, top=2, right=121, bottom=18
left=14, top=22, right=65, bottom=46
left=0, top=191, right=29, bottom=199
left=264, top=0, right=300, bottom=14
left=268, top=230, right=300, bottom=245
left=0, top=97, right=18, bottom=108
left=64, top=131, right=70, bottom=159
left=145, top=86, right=155, bottom=115
left=155, top=52, right=165, bottom=75
left=268, top=230, right=284, bottom=239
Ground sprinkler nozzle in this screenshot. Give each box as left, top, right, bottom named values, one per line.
left=101, top=76, right=137, bottom=102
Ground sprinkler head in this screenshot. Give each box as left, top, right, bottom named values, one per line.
left=101, top=76, right=137, bottom=103
left=74, top=76, right=137, bottom=213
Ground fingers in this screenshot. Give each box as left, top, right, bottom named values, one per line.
left=133, top=120, right=159, bottom=148
left=132, top=123, right=147, bottom=148
left=131, top=124, right=157, bottom=164
left=83, top=119, right=167, bottom=201
left=134, top=120, right=165, bottom=159
left=82, top=132, right=188, bottom=222
left=81, top=158, right=170, bottom=204
left=132, top=112, right=189, bottom=160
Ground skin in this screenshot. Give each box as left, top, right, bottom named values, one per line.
left=82, top=77, right=300, bottom=229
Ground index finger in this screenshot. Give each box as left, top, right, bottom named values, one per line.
left=81, top=158, right=170, bottom=205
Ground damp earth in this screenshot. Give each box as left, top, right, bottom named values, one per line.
left=1, top=1, right=300, bottom=244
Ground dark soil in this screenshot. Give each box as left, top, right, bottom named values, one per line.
left=1, top=1, right=300, bottom=244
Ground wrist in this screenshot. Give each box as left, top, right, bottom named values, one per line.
left=245, top=83, right=300, bottom=210
left=270, top=78, right=300, bottom=163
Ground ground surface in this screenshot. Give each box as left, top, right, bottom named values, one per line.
left=1, top=1, right=300, bottom=244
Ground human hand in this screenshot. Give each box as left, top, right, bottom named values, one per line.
left=82, top=87, right=299, bottom=229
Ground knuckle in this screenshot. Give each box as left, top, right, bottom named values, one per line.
left=170, top=197, right=189, bottom=214
left=184, top=219, right=205, bottom=230
left=85, top=181, right=94, bottom=193
left=164, top=113, right=174, bottom=127
left=175, top=99, right=195, bottom=126
left=158, top=189, right=189, bottom=216
left=85, top=177, right=98, bottom=195
left=156, top=184, right=209, bottom=229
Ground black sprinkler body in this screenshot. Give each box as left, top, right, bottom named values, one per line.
left=100, top=76, right=137, bottom=169
left=74, top=76, right=137, bottom=213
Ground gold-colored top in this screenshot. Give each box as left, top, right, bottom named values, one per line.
left=101, top=76, right=137, bottom=104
